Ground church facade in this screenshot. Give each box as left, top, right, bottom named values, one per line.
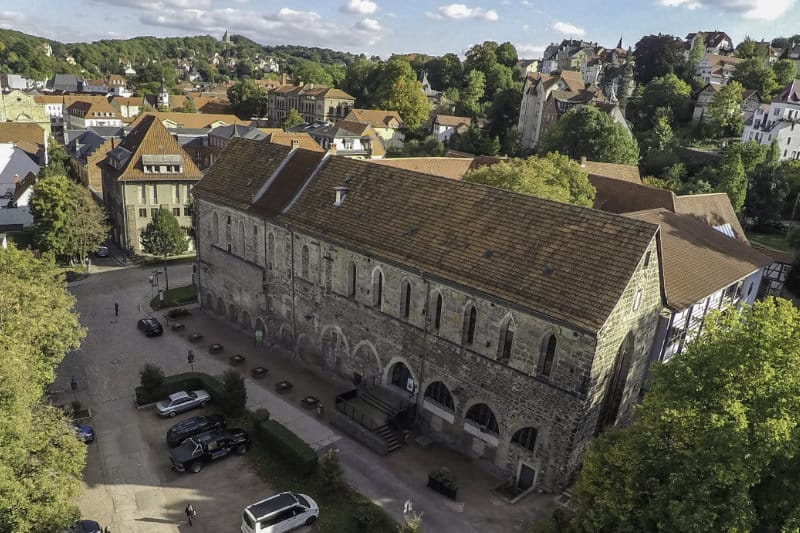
left=191, top=140, right=663, bottom=492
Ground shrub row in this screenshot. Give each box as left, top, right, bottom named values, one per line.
left=255, top=419, right=318, bottom=476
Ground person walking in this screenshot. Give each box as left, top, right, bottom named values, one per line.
left=185, top=503, right=196, bottom=526
left=114, top=302, right=119, bottom=316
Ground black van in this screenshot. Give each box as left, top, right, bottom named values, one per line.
left=166, top=414, right=226, bottom=447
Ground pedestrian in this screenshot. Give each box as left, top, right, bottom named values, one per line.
left=185, top=503, right=196, bottom=526
left=114, top=302, right=119, bottom=316
left=403, top=499, right=413, bottom=515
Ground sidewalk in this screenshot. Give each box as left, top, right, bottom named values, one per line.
left=153, top=302, right=555, bottom=533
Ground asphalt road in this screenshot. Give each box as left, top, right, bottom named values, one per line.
left=57, top=263, right=268, bottom=533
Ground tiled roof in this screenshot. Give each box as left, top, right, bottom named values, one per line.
left=209, top=124, right=266, bottom=141
left=580, top=159, right=641, bottom=183
left=67, top=99, right=120, bottom=118
left=369, top=157, right=474, bottom=180
left=590, top=176, right=676, bottom=213
left=673, top=193, right=747, bottom=242
left=103, top=114, right=202, bottom=182
left=336, top=120, right=372, bottom=136
left=344, top=109, right=403, bottom=128
left=192, top=140, right=293, bottom=210
left=280, top=155, right=657, bottom=332
left=148, top=111, right=248, bottom=129
left=434, top=114, right=472, bottom=127
left=264, top=132, right=325, bottom=152
left=11, top=171, right=36, bottom=203
left=196, top=139, right=659, bottom=331
left=777, top=80, right=800, bottom=103
left=0, top=123, right=46, bottom=150
left=625, top=209, right=770, bottom=309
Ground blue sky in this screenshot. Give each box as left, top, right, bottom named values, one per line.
left=1, top=0, right=799, bottom=59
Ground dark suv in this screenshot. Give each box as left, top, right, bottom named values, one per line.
left=137, top=317, right=163, bottom=337
left=166, top=414, right=227, bottom=447
left=169, top=428, right=250, bottom=474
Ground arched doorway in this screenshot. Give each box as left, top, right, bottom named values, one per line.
left=596, top=332, right=635, bottom=433
left=228, top=303, right=238, bottom=323
left=255, top=318, right=267, bottom=347
left=241, top=311, right=252, bottom=330
left=350, top=342, right=381, bottom=387
left=204, top=292, right=213, bottom=310
left=390, top=362, right=413, bottom=392
left=216, top=296, right=225, bottom=315
left=321, top=327, right=348, bottom=376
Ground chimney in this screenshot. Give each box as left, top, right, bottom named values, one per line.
left=291, top=139, right=300, bottom=150
left=13, top=174, right=20, bottom=186
left=327, top=145, right=337, bottom=156
left=580, top=156, right=587, bottom=168
left=333, top=186, right=348, bottom=206
left=281, top=72, right=288, bottom=85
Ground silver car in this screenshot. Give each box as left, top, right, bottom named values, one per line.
left=155, top=390, right=211, bottom=417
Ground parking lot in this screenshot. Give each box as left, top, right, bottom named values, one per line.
left=56, top=264, right=274, bottom=532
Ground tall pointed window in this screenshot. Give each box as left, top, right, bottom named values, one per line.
left=301, top=245, right=310, bottom=279
left=433, top=293, right=443, bottom=331
left=348, top=261, right=357, bottom=297
left=372, top=269, right=383, bottom=308
left=539, top=334, right=557, bottom=377
left=401, top=281, right=412, bottom=319
left=212, top=212, right=219, bottom=244
left=267, top=232, right=275, bottom=269
left=498, top=318, right=515, bottom=363
left=463, top=304, right=477, bottom=345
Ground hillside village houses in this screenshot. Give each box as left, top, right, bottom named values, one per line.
left=695, top=53, right=743, bottom=85
left=692, top=84, right=760, bottom=122
left=432, top=114, right=472, bottom=143
left=685, top=31, right=735, bottom=57
left=741, top=79, right=800, bottom=161
left=267, top=83, right=356, bottom=126
left=343, top=109, right=405, bottom=150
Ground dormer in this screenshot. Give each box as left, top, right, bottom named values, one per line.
left=141, top=154, right=183, bottom=174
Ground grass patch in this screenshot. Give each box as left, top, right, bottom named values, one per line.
left=746, top=232, right=792, bottom=252
left=136, top=253, right=196, bottom=267
left=234, top=415, right=397, bottom=533
left=150, top=284, right=197, bottom=309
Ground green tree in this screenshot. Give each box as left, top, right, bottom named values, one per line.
left=376, top=58, right=430, bottom=131
left=706, top=80, right=744, bottom=137
left=632, top=34, right=688, bottom=85
left=227, top=78, right=268, bottom=119
left=463, top=152, right=595, bottom=207
left=571, top=298, right=800, bottom=532
left=687, top=33, right=705, bottom=74
left=456, top=69, right=485, bottom=116
left=29, top=174, right=71, bottom=256
left=540, top=106, right=640, bottom=165
left=448, top=123, right=500, bottom=156
left=496, top=42, right=518, bottom=68
left=179, top=98, right=197, bottom=113
left=715, top=150, right=747, bottom=213
left=281, top=108, right=304, bottom=130
left=319, top=448, right=345, bottom=494
left=292, top=60, right=335, bottom=86
left=62, top=182, right=109, bottom=262
left=140, top=207, right=189, bottom=291
left=221, top=369, right=247, bottom=417
left=0, top=245, right=87, bottom=532
left=733, top=58, right=778, bottom=95
left=773, top=59, right=798, bottom=88
left=631, top=73, right=692, bottom=129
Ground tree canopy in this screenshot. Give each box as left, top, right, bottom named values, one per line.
left=0, top=245, right=87, bottom=531
left=462, top=152, right=596, bottom=207
left=140, top=207, right=189, bottom=291
left=539, top=106, right=640, bottom=165
left=733, top=58, right=778, bottom=96
left=227, top=78, right=268, bottom=119
left=632, top=34, right=688, bottom=85
left=375, top=57, right=430, bottom=131
left=571, top=298, right=800, bottom=533
left=705, top=80, right=744, bottom=138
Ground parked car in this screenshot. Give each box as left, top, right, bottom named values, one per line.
left=166, top=414, right=227, bottom=447
left=70, top=422, right=95, bottom=444
left=94, top=246, right=109, bottom=258
left=137, top=317, right=163, bottom=337
left=241, top=492, right=319, bottom=533
left=169, top=428, right=250, bottom=473
left=65, top=520, right=102, bottom=533
left=155, top=390, right=211, bottom=417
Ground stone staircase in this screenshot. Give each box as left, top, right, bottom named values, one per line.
left=361, top=389, right=400, bottom=418
left=375, top=424, right=402, bottom=453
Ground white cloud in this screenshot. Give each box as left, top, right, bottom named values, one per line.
left=435, top=3, right=499, bottom=21
left=100, top=0, right=213, bottom=9
left=341, top=0, right=378, bottom=15
left=356, top=18, right=382, bottom=31
left=0, top=10, right=25, bottom=27
left=552, top=21, right=585, bottom=37
left=515, top=43, right=546, bottom=58
left=657, top=0, right=795, bottom=20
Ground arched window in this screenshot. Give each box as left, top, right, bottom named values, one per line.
left=267, top=232, right=275, bottom=269
left=225, top=222, right=232, bottom=253
left=401, top=281, right=412, bottom=319
left=465, top=403, right=498, bottom=434
left=252, top=225, right=258, bottom=261
left=539, top=334, right=557, bottom=377
left=212, top=211, right=219, bottom=244
left=498, top=318, right=515, bottom=363
left=463, top=304, right=477, bottom=345
left=511, top=427, right=538, bottom=451
left=390, top=362, right=413, bottom=391
left=433, top=293, right=443, bottom=331
left=239, top=222, right=246, bottom=257
left=301, top=245, right=310, bottom=279
left=372, top=269, right=383, bottom=308
left=348, top=261, right=357, bottom=297
left=424, top=381, right=454, bottom=411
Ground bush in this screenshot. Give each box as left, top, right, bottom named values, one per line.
left=139, top=362, right=165, bottom=392
left=135, top=371, right=217, bottom=406
left=398, top=513, right=423, bottom=533
left=253, top=408, right=271, bottom=423
left=256, top=419, right=318, bottom=475
left=355, top=504, right=381, bottom=532
left=166, top=307, right=191, bottom=319
left=319, top=448, right=344, bottom=494
left=220, top=370, right=247, bottom=417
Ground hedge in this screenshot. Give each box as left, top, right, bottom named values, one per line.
left=256, top=419, right=318, bottom=476
left=136, top=371, right=225, bottom=410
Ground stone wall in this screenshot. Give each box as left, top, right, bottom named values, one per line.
left=195, top=198, right=658, bottom=492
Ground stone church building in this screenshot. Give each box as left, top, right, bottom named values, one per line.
left=191, top=140, right=664, bottom=492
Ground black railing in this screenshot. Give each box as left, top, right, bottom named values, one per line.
left=335, top=390, right=380, bottom=431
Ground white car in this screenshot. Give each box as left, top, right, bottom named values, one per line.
left=241, top=492, right=319, bottom=533
left=154, top=390, right=210, bottom=417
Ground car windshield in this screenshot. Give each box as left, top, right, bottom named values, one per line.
left=294, top=494, right=309, bottom=507
left=188, top=392, right=197, bottom=399
left=243, top=512, right=255, bottom=528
